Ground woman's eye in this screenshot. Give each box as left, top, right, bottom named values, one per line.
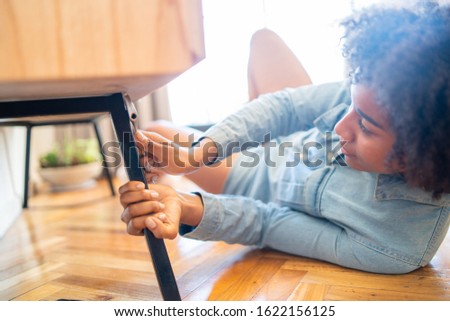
left=358, top=118, right=372, bottom=135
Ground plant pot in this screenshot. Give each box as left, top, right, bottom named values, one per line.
left=38, top=162, right=103, bottom=191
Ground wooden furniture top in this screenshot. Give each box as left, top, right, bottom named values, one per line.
left=0, top=0, right=204, bottom=101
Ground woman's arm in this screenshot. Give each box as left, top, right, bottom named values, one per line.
left=119, top=181, right=417, bottom=274
left=201, top=81, right=350, bottom=162
left=133, top=82, right=349, bottom=177
left=180, top=191, right=418, bottom=274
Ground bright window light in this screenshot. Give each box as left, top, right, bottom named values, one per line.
left=167, top=0, right=379, bottom=126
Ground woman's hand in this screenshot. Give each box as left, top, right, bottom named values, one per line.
left=135, top=130, right=217, bottom=178
left=119, top=181, right=182, bottom=239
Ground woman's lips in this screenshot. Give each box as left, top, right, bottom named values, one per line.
left=340, top=141, right=355, bottom=157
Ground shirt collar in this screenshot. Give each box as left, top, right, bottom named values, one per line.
left=375, top=174, right=450, bottom=207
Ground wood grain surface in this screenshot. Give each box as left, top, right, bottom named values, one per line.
left=0, top=0, right=204, bottom=100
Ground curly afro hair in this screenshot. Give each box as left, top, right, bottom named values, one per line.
left=341, top=1, right=450, bottom=197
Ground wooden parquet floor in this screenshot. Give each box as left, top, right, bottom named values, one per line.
left=1, top=178, right=449, bottom=301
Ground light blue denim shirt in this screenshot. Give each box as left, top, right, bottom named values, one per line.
left=181, top=81, right=450, bottom=274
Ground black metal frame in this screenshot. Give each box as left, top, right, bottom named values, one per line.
left=0, top=93, right=181, bottom=300
left=0, top=117, right=116, bottom=208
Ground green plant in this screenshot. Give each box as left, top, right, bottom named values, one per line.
left=39, top=138, right=101, bottom=168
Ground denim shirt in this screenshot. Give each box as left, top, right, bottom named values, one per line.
left=182, top=81, right=450, bottom=274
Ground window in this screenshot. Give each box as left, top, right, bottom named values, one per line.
left=167, top=0, right=380, bottom=125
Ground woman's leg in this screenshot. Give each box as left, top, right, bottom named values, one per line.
left=248, top=29, right=313, bottom=100
left=143, top=120, right=238, bottom=194
left=145, top=29, right=311, bottom=193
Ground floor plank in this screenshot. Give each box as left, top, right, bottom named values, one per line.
left=288, top=283, right=330, bottom=301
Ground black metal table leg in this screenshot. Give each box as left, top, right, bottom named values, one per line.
left=92, top=120, right=116, bottom=197
left=109, top=95, right=181, bottom=301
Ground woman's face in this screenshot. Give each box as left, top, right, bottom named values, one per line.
left=335, top=84, right=399, bottom=174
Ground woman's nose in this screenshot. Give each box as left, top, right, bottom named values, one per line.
left=335, top=107, right=355, bottom=142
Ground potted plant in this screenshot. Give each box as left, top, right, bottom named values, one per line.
left=38, top=138, right=103, bottom=191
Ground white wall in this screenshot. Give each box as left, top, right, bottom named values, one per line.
left=0, top=127, right=24, bottom=238
left=0, top=125, right=55, bottom=238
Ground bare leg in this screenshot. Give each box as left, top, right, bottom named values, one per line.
left=145, top=30, right=310, bottom=193
left=143, top=120, right=238, bottom=194
left=248, top=29, right=313, bottom=100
